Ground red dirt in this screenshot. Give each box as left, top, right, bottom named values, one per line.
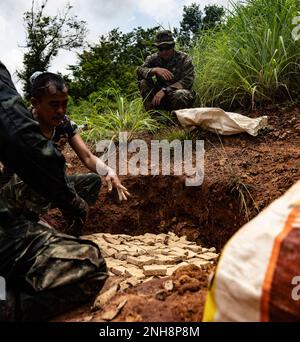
left=48, top=104, right=300, bottom=322
left=103, top=264, right=214, bottom=322
left=54, top=264, right=214, bottom=322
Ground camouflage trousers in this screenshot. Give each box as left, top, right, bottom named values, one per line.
left=138, top=78, right=195, bottom=111
left=0, top=173, right=107, bottom=321
left=0, top=172, right=102, bottom=222
left=0, top=217, right=108, bottom=321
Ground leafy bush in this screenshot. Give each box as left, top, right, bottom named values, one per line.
left=68, top=90, right=159, bottom=142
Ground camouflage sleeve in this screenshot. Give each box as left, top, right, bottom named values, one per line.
left=136, top=55, right=157, bottom=80
left=63, top=116, right=79, bottom=139
left=167, top=55, right=195, bottom=91
left=0, top=62, right=83, bottom=213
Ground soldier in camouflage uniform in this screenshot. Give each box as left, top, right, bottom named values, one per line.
left=0, top=72, right=130, bottom=236
left=137, top=30, right=195, bottom=111
left=0, top=62, right=108, bottom=321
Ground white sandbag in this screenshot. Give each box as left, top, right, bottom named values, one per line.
left=174, top=107, right=268, bottom=136
left=203, top=180, right=300, bottom=322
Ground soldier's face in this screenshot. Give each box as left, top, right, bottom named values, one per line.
left=32, top=85, right=69, bottom=128
left=158, top=45, right=175, bottom=60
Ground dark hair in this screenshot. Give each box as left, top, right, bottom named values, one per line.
left=31, top=72, right=67, bottom=99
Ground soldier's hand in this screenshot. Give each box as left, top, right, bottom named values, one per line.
left=153, top=67, right=174, bottom=81
left=106, top=168, right=131, bottom=201
left=152, top=89, right=166, bottom=107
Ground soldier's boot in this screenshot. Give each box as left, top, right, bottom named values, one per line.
left=168, top=89, right=196, bottom=110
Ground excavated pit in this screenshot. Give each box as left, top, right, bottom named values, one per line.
left=46, top=104, right=300, bottom=251
left=46, top=174, right=250, bottom=252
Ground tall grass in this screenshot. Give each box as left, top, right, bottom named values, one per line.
left=192, top=0, right=300, bottom=109
left=68, top=90, right=159, bottom=142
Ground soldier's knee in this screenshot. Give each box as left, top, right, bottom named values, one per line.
left=89, top=173, right=102, bottom=196
left=90, top=173, right=102, bottom=188
left=139, top=79, right=154, bottom=98
left=76, top=173, right=102, bottom=205
left=139, top=79, right=149, bottom=88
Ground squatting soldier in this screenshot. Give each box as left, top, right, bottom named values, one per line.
left=0, top=62, right=108, bottom=321
left=0, top=72, right=129, bottom=235
left=137, top=30, right=195, bottom=111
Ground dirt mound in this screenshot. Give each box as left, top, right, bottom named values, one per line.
left=55, top=264, right=213, bottom=322
left=111, top=264, right=213, bottom=322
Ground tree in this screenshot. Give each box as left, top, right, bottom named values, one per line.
left=175, top=3, right=203, bottom=49
left=18, top=0, right=87, bottom=99
left=175, top=3, right=225, bottom=50
left=68, top=26, right=159, bottom=100
left=203, top=5, right=225, bottom=30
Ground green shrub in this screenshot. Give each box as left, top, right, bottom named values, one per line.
left=68, top=90, right=159, bottom=142
left=192, top=0, right=300, bottom=109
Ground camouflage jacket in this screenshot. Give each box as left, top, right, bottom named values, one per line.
left=137, top=51, right=195, bottom=92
